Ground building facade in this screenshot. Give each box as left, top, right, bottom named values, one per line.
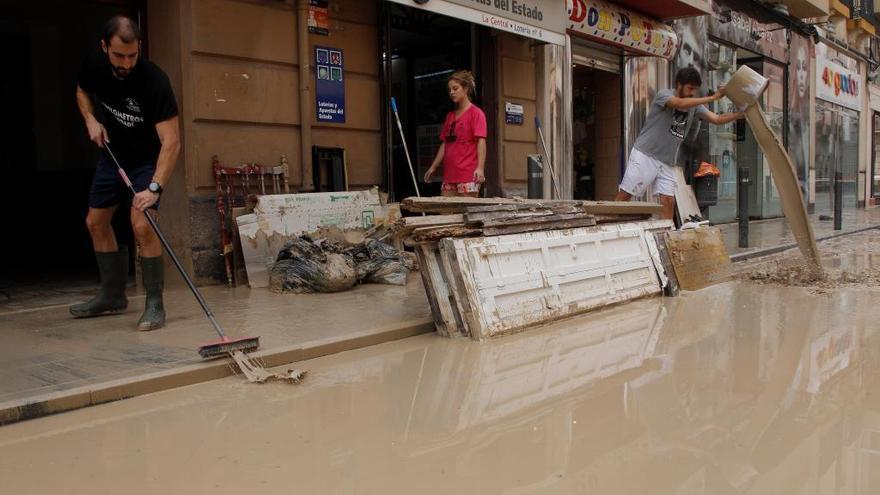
left=5, top=0, right=879, bottom=288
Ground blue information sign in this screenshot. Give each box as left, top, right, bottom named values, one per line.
left=315, top=46, right=345, bottom=123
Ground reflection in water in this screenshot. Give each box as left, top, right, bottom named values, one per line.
left=2, top=283, right=880, bottom=494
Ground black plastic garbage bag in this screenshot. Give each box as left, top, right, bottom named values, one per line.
left=269, top=236, right=357, bottom=293
left=346, top=239, right=416, bottom=286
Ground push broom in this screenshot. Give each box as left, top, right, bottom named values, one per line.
left=103, top=143, right=304, bottom=384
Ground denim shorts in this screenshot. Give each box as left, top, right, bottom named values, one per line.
left=89, top=156, right=160, bottom=210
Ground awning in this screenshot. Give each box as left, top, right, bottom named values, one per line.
left=604, top=0, right=713, bottom=20
left=386, top=0, right=567, bottom=46
left=567, top=0, right=678, bottom=60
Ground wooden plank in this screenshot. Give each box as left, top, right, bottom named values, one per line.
left=664, top=227, right=731, bottom=291
left=465, top=203, right=587, bottom=216
left=414, top=247, right=446, bottom=337
left=411, top=225, right=482, bottom=242
left=481, top=217, right=597, bottom=236
left=652, top=231, right=680, bottom=297
left=480, top=213, right=595, bottom=228
left=402, top=196, right=663, bottom=215
left=579, top=201, right=662, bottom=215
left=438, top=239, right=477, bottom=339
left=465, top=209, right=556, bottom=224
left=415, top=245, right=461, bottom=337
left=400, top=214, right=465, bottom=228
left=594, top=214, right=651, bottom=223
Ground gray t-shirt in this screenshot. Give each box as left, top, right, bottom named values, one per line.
left=632, top=89, right=709, bottom=166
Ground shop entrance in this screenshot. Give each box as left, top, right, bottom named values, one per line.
left=0, top=1, right=143, bottom=310
left=702, top=43, right=788, bottom=222
left=382, top=3, right=492, bottom=200
left=815, top=100, right=859, bottom=214
left=571, top=63, right=622, bottom=200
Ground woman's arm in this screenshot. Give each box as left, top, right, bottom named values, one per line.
left=424, top=142, right=445, bottom=182
left=474, top=138, right=486, bottom=183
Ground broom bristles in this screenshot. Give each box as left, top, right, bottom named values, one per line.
left=199, top=336, right=260, bottom=358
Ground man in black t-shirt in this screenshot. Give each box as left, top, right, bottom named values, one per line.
left=70, top=16, right=180, bottom=332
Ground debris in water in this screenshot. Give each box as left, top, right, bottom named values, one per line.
left=740, top=261, right=880, bottom=293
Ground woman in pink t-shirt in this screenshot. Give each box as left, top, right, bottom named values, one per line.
left=424, top=70, right=487, bottom=197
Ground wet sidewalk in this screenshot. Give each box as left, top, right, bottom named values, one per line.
left=0, top=276, right=432, bottom=423
left=3, top=206, right=878, bottom=424
left=717, top=206, right=880, bottom=257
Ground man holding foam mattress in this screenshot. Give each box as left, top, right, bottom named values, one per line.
left=615, top=68, right=744, bottom=220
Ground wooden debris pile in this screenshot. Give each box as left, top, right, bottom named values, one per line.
left=394, top=197, right=662, bottom=244
left=395, top=197, right=671, bottom=340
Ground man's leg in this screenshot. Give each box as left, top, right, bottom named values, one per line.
left=130, top=208, right=162, bottom=257
left=71, top=205, right=130, bottom=317
left=85, top=206, right=118, bottom=252
left=658, top=194, right=676, bottom=220
left=131, top=208, right=165, bottom=331
left=617, top=150, right=654, bottom=202
left=654, top=162, right=678, bottom=221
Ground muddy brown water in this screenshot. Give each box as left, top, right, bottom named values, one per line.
left=1, top=279, right=880, bottom=494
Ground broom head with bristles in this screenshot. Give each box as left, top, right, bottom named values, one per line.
left=198, top=335, right=260, bottom=359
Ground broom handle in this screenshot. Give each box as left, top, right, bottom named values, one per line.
left=104, top=144, right=229, bottom=341
left=535, top=116, right=562, bottom=199
left=390, top=98, right=422, bottom=197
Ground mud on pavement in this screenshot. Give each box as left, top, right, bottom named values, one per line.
left=733, top=229, right=880, bottom=292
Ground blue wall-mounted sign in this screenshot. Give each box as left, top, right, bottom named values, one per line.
left=315, top=46, right=345, bottom=123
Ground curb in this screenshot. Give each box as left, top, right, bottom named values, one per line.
left=0, top=318, right=434, bottom=426
left=729, top=224, right=880, bottom=263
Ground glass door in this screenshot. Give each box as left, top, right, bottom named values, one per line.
left=815, top=101, right=838, bottom=213
left=873, top=112, right=880, bottom=199
left=705, top=41, right=737, bottom=222
left=759, top=62, right=785, bottom=218
left=839, top=106, right=859, bottom=209
left=815, top=101, right=859, bottom=215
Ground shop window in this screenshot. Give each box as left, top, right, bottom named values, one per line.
left=873, top=112, right=880, bottom=198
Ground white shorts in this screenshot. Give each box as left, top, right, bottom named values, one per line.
left=619, top=149, right=676, bottom=197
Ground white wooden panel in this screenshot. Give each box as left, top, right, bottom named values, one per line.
left=450, top=220, right=672, bottom=339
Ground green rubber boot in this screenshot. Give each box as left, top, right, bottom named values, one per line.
left=137, top=256, right=166, bottom=331
left=70, top=247, right=129, bottom=318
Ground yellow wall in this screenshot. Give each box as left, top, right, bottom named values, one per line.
left=497, top=33, right=538, bottom=194
left=183, top=0, right=382, bottom=193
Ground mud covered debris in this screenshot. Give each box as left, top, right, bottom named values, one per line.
left=269, top=230, right=417, bottom=294
left=744, top=261, right=880, bottom=290
left=734, top=229, right=880, bottom=292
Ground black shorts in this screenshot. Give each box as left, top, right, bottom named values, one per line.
left=89, top=156, right=160, bottom=210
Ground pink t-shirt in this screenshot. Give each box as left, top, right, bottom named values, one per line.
left=440, top=104, right=487, bottom=183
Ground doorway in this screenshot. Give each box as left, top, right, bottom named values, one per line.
left=815, top=100, right=859, bottom=214
left=0, top=1, right=144, bottom=311
left=872, top=112, right=880, bottom=201
left=735, top=55, right=785, bottom=219
left=383, top=3, right=492, bottom=201
left=572, top=64, right=622, bottom=200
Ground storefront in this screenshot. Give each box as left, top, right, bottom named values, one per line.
left=383, top=0, right=567, bottom=199
left=814, top=40, right=864, bottom=214
left=565, top=1, right=682, bottom=200
left=870, top=83, right=880, bottom=205
left=673, top=2, right=791, bottom=223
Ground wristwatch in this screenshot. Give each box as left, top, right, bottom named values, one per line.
left=148, top=182, right=163, bottom=194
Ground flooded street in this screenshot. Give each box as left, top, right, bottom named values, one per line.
left=2, top=280, right=880, bottom=494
